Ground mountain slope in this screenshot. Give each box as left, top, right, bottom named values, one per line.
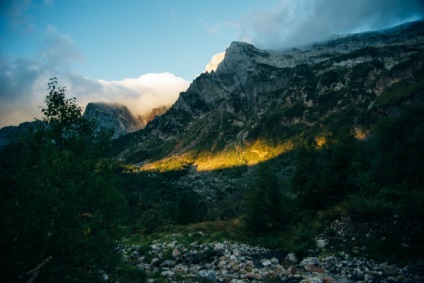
left=113, top=21, right=424, bottom=171
left=83, top=102, right=169, bottom=139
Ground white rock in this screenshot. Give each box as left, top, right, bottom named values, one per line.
left=161, top=270, right=175, bottom=277
left=316, top=239, right=326, bottom=248
left=205, top=52, right=226, bottom=73
left=271, top=257, right=279, bottom=264
left=262, top=260, right=272, bottom=266
left=285, top=253, right=298, bottom=263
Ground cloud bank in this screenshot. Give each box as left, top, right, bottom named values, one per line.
left=0, top=56, right=189, bottom=127
left=0, top=25, right=189, bottom=128
left=240, top=0, right=424, bottom=50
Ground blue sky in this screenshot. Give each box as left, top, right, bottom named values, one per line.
left=1, top=0, right=423, bottom=127
left=1, top=0, right=275, bottom=81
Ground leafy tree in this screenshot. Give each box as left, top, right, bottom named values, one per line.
left=0, top=79, right=127, bottom=282
left=291, top=130, right=359, bottom=210
left=244, top=166, right=289, bottom=234
left=178, top=191, right=206, bottom=225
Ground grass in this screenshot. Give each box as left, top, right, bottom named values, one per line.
left=373, top=68, right=424, bottom=108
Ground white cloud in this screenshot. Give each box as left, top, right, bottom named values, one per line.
left=0, top=24, right=190, bottom=127
left=0, top=57, right=190, bottom=127
left=88, top=73, right=190, bottom=118
left=38, top=25, right=85, bottom=67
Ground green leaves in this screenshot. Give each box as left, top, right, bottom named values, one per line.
left=0, top=79, right=127, bottom=282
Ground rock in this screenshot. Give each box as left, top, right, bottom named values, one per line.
left=172, top=248, right=181, bottom=258
left=173, top=264, right=188, bottom=273
left=262, top=259, right=272, bottom=266
left=271, top=257, right=279, bottom=264
left=198, top=270, right=217, bottom=283
left=322, top=276, right=339, bottom=283
left=161, top=270, right=175, bottom=277
left=83, top=102, right=146, bottom=139
left=299, top=278, right=323, bottom=283
left=160, top=259, right=176, bottom=267
left=129, top=251, right=140, bottom=259
left=239, top=268, right=247, bottom=275
left=383, top=263, right=398, bottom=275
left=214, top=243, right=225, bottom=251
left=304, top=264, right=325, bottom=273
left=150, top=258, right=160, bottom=266
left=218, top=260, right=227, bottom=268
left=286, top=265, right=297, bottom=276
left=301, top=257, right=321, bottom=266
left=246, top=272, right=262, bottom=280
left=286, top=253, right=298, bottom=263
left=316, top=239, right=326, bottom=248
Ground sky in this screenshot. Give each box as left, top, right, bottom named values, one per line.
left=1, top=0, right=423, bottom=127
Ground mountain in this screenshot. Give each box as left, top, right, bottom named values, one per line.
left=113, top=21, right=424, bottom=171
left=0, top=102, right=169, bottom=146
left=0, top=121, right=42, bottom=147
left=82, top=102, right=170, bottom=139
left=83, top=102, right=145, bottom=139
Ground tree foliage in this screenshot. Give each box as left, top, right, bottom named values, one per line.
left=0, top=79, right=127, bottom=282
left=244, top=166, right=289, bottom=234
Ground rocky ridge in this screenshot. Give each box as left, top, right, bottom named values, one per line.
left=83, top=102, right=145, bottom=139
left=118, top=234, right=424, bottom=283
left=80, top=102, right=170, bottom=139
left=117, top=20, right=424, bottom=171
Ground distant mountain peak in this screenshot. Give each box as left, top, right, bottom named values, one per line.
left=83, top=102, right=144, bottom=138
left=205, top=52, right=225, bottom=74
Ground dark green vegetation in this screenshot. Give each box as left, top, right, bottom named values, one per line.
left=0, top=79, right=132, bottom=282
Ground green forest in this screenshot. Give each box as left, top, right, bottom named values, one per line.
left=1, top=79, right=423, bottom=282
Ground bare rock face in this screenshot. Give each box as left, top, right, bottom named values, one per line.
left=205, top=52, right=225, bottom=74
left=141, top=105, right=169, bottom=124
left=83, top=102, right=145, bottom=139
left=105, top=21, right=424, bottom=164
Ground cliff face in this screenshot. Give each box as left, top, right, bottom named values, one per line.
left=115, top=21, right=424, bottom=170
left=83, top=102, right=145, bottom=139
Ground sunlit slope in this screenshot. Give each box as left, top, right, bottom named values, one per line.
left=113, top=21, right=424, bottom=171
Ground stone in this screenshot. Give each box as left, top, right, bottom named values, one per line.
left=161, top=270, right=175, bottom=277
left=383, top=263, right=398, bottom=275
left=231, top=263, right=240, bottom=271
left=245, top=265, right=253, bottom=272
left=150, top=258, right=160, bottom=267
left=198, top=270, right=217, bottom=283
left=214, top=243, right=225, bottom=251
left=286, top=253, right=298, bottom=263
left=246, top=272, right=262, bottom=280
left=173, top=264, right=188, bottom=273
left=300, top=257, right=321, bottom=266
left=299, top=278, right=322, bottom=283
left=160, top=259, right=176, bottom=267
left=172, top=248, right=181, bottom=258
left=262, top=260, right=272, bottom=267
left=286, top=265, right=297, bottom=276
left=239, top=268, right=247, bottom=275
left=316, top=239, right=326, bottom=248
left=271, top=257, right=279, bottom=264
left=218, top=260, right=227, bottom=268
left=322, top=277, right=339, bottom=283
left=304, top=264, right=325, bottom=273
left=129, top=251, right=140, bottom=259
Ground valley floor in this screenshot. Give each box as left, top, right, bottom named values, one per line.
left=117, top=220, right=424, bottom=283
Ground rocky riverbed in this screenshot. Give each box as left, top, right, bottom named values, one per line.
left=117, top=233, right=423, bottom=283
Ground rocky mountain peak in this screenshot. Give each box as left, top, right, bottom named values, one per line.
left=116, top=20, right=424, bottom=170
left=83, top=102, right=145, bottom=139
left=204, top=52, right=225, bottom=73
